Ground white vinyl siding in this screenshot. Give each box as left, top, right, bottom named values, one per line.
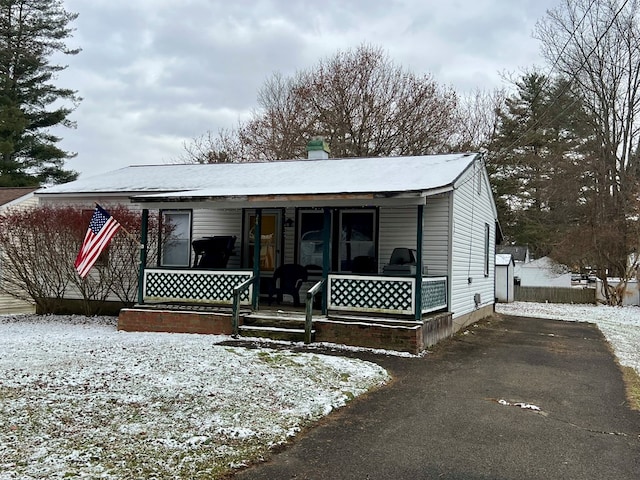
left=378, top=200, right=450, bottom=277
left=378, top=206, right=417, bottom=273
left=192, top=209, right=242, bottom=269
left=450, top=162, right=496, bottom=321
left=423, top=194, right=450, bottom=276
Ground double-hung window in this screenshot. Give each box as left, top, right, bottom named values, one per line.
left=161, top=210, right=192, bottom=267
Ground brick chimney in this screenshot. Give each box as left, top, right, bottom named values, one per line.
left=306, top=137, right=330, bottom=160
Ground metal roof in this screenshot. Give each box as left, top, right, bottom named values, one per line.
left=36, top=153, right=479, bottom=200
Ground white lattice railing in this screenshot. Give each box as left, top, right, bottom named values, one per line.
left=327, top=274, right=416, bottom=315
left=327, top=274, right=448, bottom=316
left=421, top=277, right=447, bottom=314
left=142, top=269, right=253, bottom=305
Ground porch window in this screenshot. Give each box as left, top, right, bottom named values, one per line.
left=339, top=210, right=376, bottom=273
left=160, top=210, right=192, bottom=267
left=298, top=210, right=328, bottom=269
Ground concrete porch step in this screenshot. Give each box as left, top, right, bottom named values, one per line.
left=238, top=325, right=315, bottom=342
left=241, top=311, right=320, bottom=342
left=327, top=313, right=421, bottom=328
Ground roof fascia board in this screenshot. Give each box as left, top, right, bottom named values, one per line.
left=130, top=195, right=428, bottom=210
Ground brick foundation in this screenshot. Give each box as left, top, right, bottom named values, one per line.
left=118, top=308, right=236, bottom=335
left=315, top=319, right=423, bottom=354
left=118, top=307, right=457, bottom=354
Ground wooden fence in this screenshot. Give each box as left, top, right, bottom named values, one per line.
left=514, top=286, right=596, bottom=304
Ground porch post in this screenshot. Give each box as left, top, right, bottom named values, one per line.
left=415, top=204, right=424, bottom=320
left=321, top=207, right=331, bottom=314
left=137, top=208, right=149, bottom=305
left=252, top=208, right=262, bottom=309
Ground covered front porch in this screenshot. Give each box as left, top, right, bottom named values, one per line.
left=120, top=197, right=452, bottom=353
left=119, top=270, right=450, bottom=353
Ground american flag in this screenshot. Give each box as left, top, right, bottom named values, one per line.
left=74, top=205, right=121, bottom=278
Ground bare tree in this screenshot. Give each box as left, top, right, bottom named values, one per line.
left=452, top=87, right=506, bottom=151
left=0, top=205, right=159, bottom=314
left=535, top=0, right=640, bottom=303
left=182, top=45, right=459, bottom=163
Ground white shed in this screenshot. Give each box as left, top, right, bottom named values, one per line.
left=495, top=253, right=514, bottom=303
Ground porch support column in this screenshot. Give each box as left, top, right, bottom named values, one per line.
left=415, top=204, right=424, bottom=320
left=252, top=208, right=262, bottom=309
left=137, top=208, right=149, bottom=305
left=321, top=207, right=331, bottom=314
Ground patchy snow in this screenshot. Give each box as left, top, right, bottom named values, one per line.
left=0, top=314, right=389, bottom=479
left=496, top=302, right=640, bottom=375
left=2, top=304, right=638, bottom=478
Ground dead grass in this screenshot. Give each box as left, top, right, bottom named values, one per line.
left=621, top=365, right=640, bottom=411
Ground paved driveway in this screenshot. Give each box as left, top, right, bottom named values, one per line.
left=232, top=315, right=640, bottom=480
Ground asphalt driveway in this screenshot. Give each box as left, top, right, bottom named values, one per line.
left=232, top=314, right=640, bottom=480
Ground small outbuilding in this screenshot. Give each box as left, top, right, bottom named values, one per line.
left=495, top=253, right=515, bottom=303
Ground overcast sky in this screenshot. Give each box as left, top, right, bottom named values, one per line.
left=56, top=0, right=560, bottom=179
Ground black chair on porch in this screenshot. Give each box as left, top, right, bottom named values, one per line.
left=267, top=263, right=308, bottom=307
left=192, top=236, right=236, bottom=268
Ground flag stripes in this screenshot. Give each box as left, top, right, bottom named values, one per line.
left=74, top=205, right=121, bottom=278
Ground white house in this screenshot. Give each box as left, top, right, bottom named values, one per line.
left=0, top=187, right=38, bottom=314
left=514, top=256, right=572, bottom=288
left=36, top=147, right=498, bottom=353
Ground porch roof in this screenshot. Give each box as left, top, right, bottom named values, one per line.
left=37, top=153, right=479, bottom=204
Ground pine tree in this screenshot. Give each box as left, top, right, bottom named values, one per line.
left=0, top=0, right=80, bottom=186
left=488, top=72, right=589, bottom=258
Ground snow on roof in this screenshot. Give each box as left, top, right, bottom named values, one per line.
left=495, top=254, right=513, bottom=266
left=496, top=245, right=529, bottom=262
left=36, top=153, right=479, bottom=198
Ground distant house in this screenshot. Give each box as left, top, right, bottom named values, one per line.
left=0, top=187, right=39, bottom=314
left=496, top=245, right=530, bottom=264
left=36, top=146, right=499, bottom=353
left=495, top=254, right=515, bottom=303
left=514, top=256, right=572, bottom=288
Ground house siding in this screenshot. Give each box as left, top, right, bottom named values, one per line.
left=449, top=161, right=496, bottom=328
left=377, top=199, right=450, bottom=277
left=378, top=206, right=417, bottom=272
left=0, top=193, right=38, bottom=313
left=192, top=209, right=242, bottom=268
left=423, top=194, right=450, bottom=276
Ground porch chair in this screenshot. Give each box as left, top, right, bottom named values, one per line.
left=192, top=236, right=236, bottom=268
left=268, top=263, right=308, bottom=307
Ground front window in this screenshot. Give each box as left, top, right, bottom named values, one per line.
left=339, top=210, right=376, bottom=272
left=161, top=210, right=192, bottom=267
left=298, top=210, right=328, bottom=269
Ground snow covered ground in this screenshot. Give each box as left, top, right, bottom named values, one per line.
left=496, top=302, right=640, bottom=375
left=0, top=315, right=389, bottom=479
left=1, top=304, right=638, bottom=479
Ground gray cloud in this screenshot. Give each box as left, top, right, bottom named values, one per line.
left=57, top=0, right=559, bottom=178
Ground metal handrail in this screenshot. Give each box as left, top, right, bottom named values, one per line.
left=304, top=279, right=325, bottom=344
left=232, top=276, right=256, bottom=337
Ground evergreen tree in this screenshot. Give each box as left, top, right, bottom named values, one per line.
left=488, top=72, right=589, bottom=258
left=0, top=0, right=80, bottom=186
